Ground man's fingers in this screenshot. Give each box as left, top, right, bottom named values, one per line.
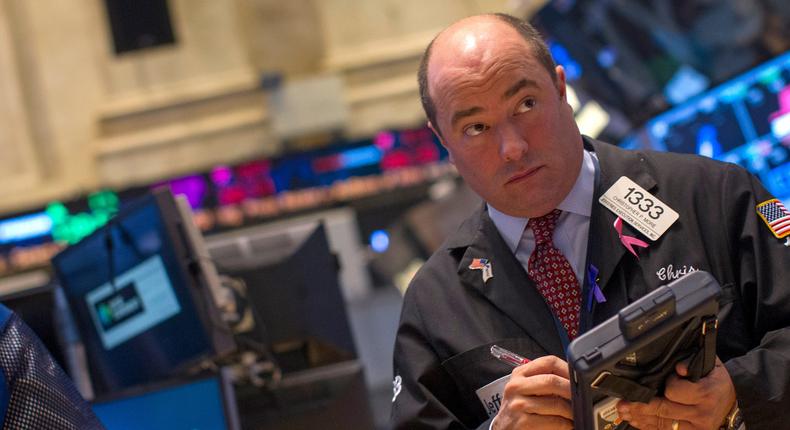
left=505, top=414, right=573, bottom=430
left=504, top=372, right=572, bottom=400
left=627, top=417, right=689, bottom=430
left=675, top=358, right=690, bottom=377
left=506, top=395, right=573, bottom=420
left=507, top=356, right=572, bottom=398
left=496, top=355, right=574, bottom=429
left=513, top=355, right=570, bottom=379
left=528, top=414, right=574, bottom=430
left=666, top=356, right=729, bottom=405
left=619, top=357, right=735, bottom=430
left=619, top=397, right=699, bottom=424
left=664, top=374, right=704, bottom=405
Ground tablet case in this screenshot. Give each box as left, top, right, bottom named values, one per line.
left=567, top=271, right=721, bottom=430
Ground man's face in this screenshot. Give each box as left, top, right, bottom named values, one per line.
left=428, top=23, right=583, bottom=218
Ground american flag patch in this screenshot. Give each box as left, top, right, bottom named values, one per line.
left=469, top=258, right=489, bottom=270
left=756, top=199, right=790, bottom=238
left=468, top=258, right=493, bottom=283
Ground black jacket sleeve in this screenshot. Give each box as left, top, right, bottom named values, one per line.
left=721, top=164, right=790, bottom=428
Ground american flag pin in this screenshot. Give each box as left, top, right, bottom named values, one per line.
left=756, top=199, right=790, bottom=239
left=469, top=258, right=493, bottom=283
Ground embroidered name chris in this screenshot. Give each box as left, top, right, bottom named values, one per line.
left=656, top=264, right=699, bottom=281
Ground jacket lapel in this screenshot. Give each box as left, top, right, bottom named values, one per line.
left=451, top=207, right=565, bottom=357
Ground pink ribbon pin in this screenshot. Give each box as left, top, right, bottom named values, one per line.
left=614, top=217, right=649, bottom=259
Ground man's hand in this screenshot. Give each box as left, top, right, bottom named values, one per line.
left=492, top=355, right=573, bottom=430
left=617, top=357, right=736, bottom=430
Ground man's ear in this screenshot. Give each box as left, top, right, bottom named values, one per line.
left=427, top=121, right=454, bottom=164
left=554, top=65, right=567, bottom=100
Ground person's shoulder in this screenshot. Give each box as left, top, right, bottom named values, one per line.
left=607, top=143, right=719, bottom=167
left=618, top=146, right=745, bottom=180
left=591, top=138, right=732, bottom=174
left=610, top=147, right=765, bottom=211
left=640, top=147, right=725, bottom=166
left=593, top=141, right=759, bottom=203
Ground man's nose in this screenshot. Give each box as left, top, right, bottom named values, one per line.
left=498, top=124, right=528, bottom=161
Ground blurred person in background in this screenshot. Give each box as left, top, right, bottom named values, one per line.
left=0, top=303, right=103, bottom=428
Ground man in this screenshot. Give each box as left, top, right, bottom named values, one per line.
left=391, top=13, right=790, bottom=430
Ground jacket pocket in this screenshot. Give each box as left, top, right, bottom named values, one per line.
left=440, top=338, right=547, bottom=422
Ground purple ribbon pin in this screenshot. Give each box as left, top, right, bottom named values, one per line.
left=587, top=264, right=606, bottom=311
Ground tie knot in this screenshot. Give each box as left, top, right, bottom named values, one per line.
left=528, top=209, right=561, bottom=246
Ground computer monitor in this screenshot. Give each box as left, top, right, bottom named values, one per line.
left=207, top=222, right=356, bottom=372
left=645, top=50, right=790, bottom=201
left=51, top=189, right=235, bottom=397
left=531, top=0, right=789, bottom=134
left=0, top=284, right=66, bottom=368
left=92, top=369, right=240, bottom=430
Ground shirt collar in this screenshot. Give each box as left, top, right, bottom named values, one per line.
left=488, top=149, right=597, bottom=253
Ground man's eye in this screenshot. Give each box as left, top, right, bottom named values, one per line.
left=516, top=98, right=536, bottom=113
left=463, top=123, right=488, bottom=137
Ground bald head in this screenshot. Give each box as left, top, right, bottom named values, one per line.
left=418, top=14, right=556, bottom=135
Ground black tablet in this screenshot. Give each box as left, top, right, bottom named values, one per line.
left=567, top=271, right=721, bottom=430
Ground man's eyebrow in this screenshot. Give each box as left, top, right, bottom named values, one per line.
left=502, top=79, right=538, bottom=100
left=448, top=79, right=539, bottom=128
left=451, top=106, right=484, bottom=128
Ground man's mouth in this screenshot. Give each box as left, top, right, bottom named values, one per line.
left=506, top=166, right=543, bottom=184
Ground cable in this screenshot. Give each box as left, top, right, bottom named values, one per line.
left=104, top=228, right=117, bottom=291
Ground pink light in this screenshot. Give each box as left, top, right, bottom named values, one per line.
left=770, top=85, right=790, bottom=121
left=374, top=131, right=396, bottom=151
left=779, top=86, right=790, bottom=111
left=381, top=150, right=410, bottom=170
left=210, top=166, right=233, bottom=186
left=770, top=86, right=790, bottom=138
left=415, top=144, right=440, bottom=164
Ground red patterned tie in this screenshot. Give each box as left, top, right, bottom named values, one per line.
left=527, top=209, right=582, bottom=340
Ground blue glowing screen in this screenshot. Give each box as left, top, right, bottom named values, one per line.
left=646, top=51, right=790, bottom=201
left=93, top=376, right=231, bottom=430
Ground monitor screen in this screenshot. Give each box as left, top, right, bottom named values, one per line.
left=92, top=371, right=239, bottom=430
left=531, top=0, right=790, bottom=133
left=207, top=223, right=356, bottom=371
left=52, top=189, right=234, bottom=397
left=0, top=285, right=66, bottom=369
left=645, top=50, right=790, bottom=201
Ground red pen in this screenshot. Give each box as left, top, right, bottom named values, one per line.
left=490, top=344, right=530, bottom=367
